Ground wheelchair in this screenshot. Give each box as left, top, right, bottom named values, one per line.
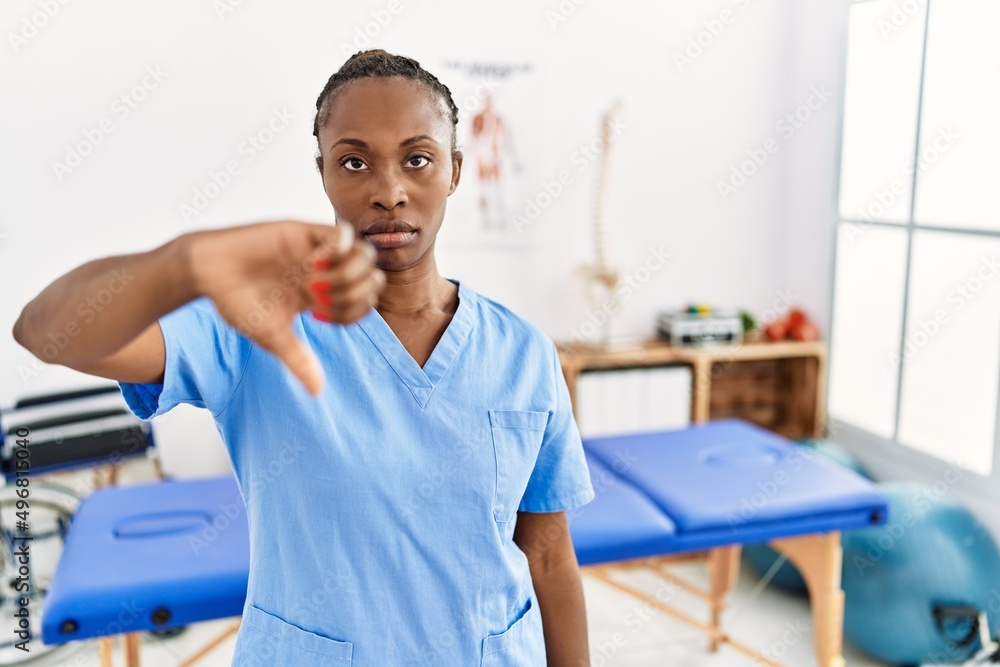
left=0, top=385, right=163, bottom=666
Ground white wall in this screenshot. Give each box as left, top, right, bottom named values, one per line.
left=1, top=0, right=836, bottom=477
left=7, top=0, right=999, bottom=545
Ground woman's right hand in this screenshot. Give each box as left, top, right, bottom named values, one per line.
left=189, top=220, right=384, bottom=396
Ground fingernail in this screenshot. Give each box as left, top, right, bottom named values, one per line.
left=311, top=309, right=333, bottom=323
left=337, top=224, right=354, bottom=254
left=311, top=258, right=330, bottom=270
left=309, top=281, right=332, bottom=307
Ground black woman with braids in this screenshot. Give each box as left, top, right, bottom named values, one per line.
left=14, top=49, right=595, bottom=666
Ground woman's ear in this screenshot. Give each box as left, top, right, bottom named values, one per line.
left=448, top=150, right=463, bottom=195
left=315, top=152, right=324, bottom=175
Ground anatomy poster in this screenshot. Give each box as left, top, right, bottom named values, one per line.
left=435, top=59, right=550, bottom=249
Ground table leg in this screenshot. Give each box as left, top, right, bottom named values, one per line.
left=123, top=632, right=142, bottom=667
left=707, top=545, right=741, bottom=652
left=691, top=358, right=712, bottom=423
left=769, top=532, right=846, bottom=667
left=99, top=637, right=115, bottom=667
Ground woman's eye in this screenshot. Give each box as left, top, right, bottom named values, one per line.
left=342, top=158, right=368, bottom=172
left=408, top=155, right=430, bottom=168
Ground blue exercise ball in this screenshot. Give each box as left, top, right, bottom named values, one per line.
left=743, top=440, right=873, bottom=593
left=842, top=481, right=1000, bottom=665
left=797, top=438, right=874, bottom=479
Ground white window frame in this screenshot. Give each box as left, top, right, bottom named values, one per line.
left=828, top=0, right=1000, bottom=503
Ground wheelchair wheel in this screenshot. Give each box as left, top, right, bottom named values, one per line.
left=0, top=482, right=84, bottom=666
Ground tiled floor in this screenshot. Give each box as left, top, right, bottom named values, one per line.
left=41, top=558, right=889, bottom=666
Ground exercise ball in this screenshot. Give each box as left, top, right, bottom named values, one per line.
left=796, top=438, right=874, bottom=479
left=842, top=481, right=1000, bottom=665
left=743, top=440, right=873, bottom=593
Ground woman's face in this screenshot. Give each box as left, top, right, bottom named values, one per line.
left=317, top=77, right=461, bottom=272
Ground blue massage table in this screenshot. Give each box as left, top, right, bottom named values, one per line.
left=570, top=419, right=887, bottom=667
left=41, top=419, right=885, bottom=667
left=42, top=476, right=249, bottom=667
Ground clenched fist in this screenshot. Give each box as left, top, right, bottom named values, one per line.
left=189, top=220, right=385, bottom=395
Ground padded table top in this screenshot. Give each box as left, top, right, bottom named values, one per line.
left=42, top=475, right=249, bottom=644
left=570, top=452, right=677, bottom=566
left=574, top=420, right=886, bottom=562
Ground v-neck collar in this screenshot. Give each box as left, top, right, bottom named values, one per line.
left=356, top=279, right=475, bottom=408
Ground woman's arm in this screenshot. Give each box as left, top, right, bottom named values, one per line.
left=513, top=510, right=591, bottom=667
left=13, top=221, right=383, bottom=395
left=13, top=234, right=195, bottom=384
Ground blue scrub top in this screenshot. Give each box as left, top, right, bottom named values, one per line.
left=119, top=279, right=595, bottom=666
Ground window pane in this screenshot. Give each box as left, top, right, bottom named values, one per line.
left=898, top=231, right=1000, bottom=476
left=829, top=224, right=909, bottom=437
left=837, top=0, right=925, bottom=224
left=913, top=0, right=1000, bottom=231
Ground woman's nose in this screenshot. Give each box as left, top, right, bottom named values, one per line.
left=370, top=168, right=408, bottom=210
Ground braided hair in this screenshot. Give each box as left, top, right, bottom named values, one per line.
left=312, top=49, right=460, bottom=161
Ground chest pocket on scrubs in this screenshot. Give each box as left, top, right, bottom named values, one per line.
left=489, top=409, right=548, bottom=523
left=234, top=604, right=353, bottom=666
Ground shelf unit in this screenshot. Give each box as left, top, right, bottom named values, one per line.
left=558, top=339, right=828, bottom=440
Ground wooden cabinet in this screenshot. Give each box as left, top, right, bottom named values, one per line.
left=558, top=339, right=827, bottom=440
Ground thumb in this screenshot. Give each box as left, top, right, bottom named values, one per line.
left=307, top=221, right=354, bottom=265
left=257, top=324, right=324, bottom=396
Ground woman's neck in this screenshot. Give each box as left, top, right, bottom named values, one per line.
left=376, top=257, right=457, bottom=317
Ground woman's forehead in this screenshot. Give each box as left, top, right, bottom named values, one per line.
left=321, top=78, right=451, bottom=147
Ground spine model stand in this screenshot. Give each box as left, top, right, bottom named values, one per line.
left=576, top=99, right=624, bottom=343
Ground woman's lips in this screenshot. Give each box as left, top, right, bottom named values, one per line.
left=364, top=230, right=416, bottom=249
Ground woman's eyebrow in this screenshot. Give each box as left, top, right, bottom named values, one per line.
left=330, top=138, right=367, bottom=152
left=399, top=134, right=438, bottom=147
left=329, top=135, right=439, bottom=154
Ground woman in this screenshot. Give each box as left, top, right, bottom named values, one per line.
left=14, top=50, right=594, bottom=666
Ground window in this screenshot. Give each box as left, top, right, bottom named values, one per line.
left=830, top=0, right=1000, bottom=477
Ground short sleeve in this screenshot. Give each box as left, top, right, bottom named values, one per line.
left=118, top=297, right=253, bottom=420
left=517, top=340, right=596, bottom=513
